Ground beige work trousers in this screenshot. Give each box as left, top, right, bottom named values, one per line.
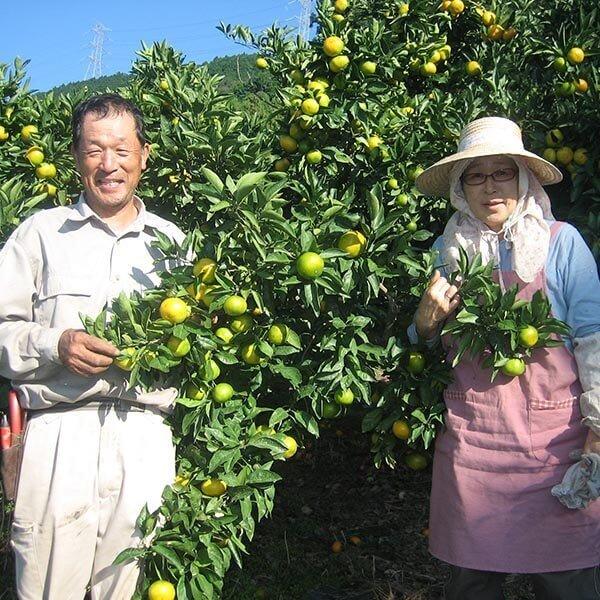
left=11, top=403, right=175, bottom=600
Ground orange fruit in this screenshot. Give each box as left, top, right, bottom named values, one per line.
left=223, top=295, right=247, bottom=316
left=338, top=230, right=366, bottom=258
left=212, top=382, right=234, bottom=403
left=192, top=258, right=217, bottom=283
left=392, top=419, right=411, bottom=440
left=159, top=297, right=190, bottom=324
left=283, top=435, right=298, bottom=458
left=147, top=580, right=176, bottom=600
left=567, top=47, right=585, bottom=64
left=267, top=324, right=288, bottom=345
left=255, top=57, right=268, bottom=69
left=296, top=252, right=325, bottom=279
left=518, top=326, right=539, bottom=348
left=502, top=358, right=526, bottom=377
left=200, top=478, right=227, bottom=497
left=166, top=336, right=191, bottom=357
left=334, top=388, right=354, bottom=405
left=405, top=452, right=428, bottom=470
left=331, top=540, right=343, bottom=553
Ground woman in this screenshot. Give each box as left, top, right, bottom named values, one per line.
left=412, top=117, right=600, bottom=599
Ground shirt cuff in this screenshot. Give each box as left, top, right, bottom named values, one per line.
left=580, top=391, right=600, bottom=437
left=37, top=328, right=65, bottom=365
left=407, top=321, right=440, bottom=347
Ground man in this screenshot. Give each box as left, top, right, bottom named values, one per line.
left=0, top=94, right=184, bottom=599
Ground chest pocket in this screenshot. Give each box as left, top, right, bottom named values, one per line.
left=35, top=275, right=94, bottom=329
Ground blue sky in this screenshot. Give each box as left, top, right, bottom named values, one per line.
left=0, top=1, right=301, bottom=91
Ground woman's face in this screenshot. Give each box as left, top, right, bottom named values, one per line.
left=462, top=155, right=519, bottom=232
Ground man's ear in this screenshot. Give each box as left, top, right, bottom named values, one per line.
left=141, top=143, right=150, bottom=170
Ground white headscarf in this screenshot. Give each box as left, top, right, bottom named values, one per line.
left=440, top=157, right=555, bottom=288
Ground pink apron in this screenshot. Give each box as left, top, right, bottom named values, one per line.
left=429, top=222, right=600, bottom=573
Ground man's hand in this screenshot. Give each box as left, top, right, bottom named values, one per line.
left=583, top=429, right=600, bottom=455
left=414, top=270, right=461, bottom=340
left=58, top=329, right=119, bottom=377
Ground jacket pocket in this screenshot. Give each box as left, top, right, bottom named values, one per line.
left=35, top=275, right=93, bottom=328
left=11, top=519, right=43, bottom=597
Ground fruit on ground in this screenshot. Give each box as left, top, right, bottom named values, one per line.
left=518, top=325, right=539, bottom=348
left=334, top=388, right=354, bottom=405
left=241, top=343, right=262, bottom=365
left=114, top=347, right=135, bottom=371
left=282, top=435, right=298, bottom=458
left=223, top=295, right=247, bottom=316
left=296, top=251, right=325, bottom=279
left=186, top=383, right=205, bottom=400
left=392, top=419, right=411, bottom=440
left=331, top=540, right=343, bottom=553
left=407, top=351, right=426, bottom=374
left=502, top=358, right=526, bottom=377
left=349, top=535, right=362, bottom=545
left=35, top=163, right=57, bottom=179
left=255, top=57, right=268, bottom=69
left=301, top=98, right=320, bottom=115
left=329, top=55, right=350, bottom=72
left=267, top=323, right=288, bottom=345
left=147, top=580, right=176, bottom=600
left=405, top=452, right=428, bottom=470
left=26, top=147, right=44, bottom=165
left=192, top=257, right=217, bottom=282
left=215, top=327, right=234, bottom=344
left=212, top=382, right=234, bottom=402
left=230, top=313, right=253, bottom=333
left=159, top=297, right=190, bottom=324
left=338, top=230, right=367, bottom=258
left=200, top=478, right=227, bottom=497
left=167, top=336, right=191, bottom=357
left=20, top=124, right=38, bottom=141
left=567, top=47, right=585, bottom=64
left=323, top=36, right=345, bottom=57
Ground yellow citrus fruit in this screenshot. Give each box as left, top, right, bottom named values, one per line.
left=334, top=0, right=348, bottom=12
left=26, top=146, right=45, bottom=165
left=203, top=359, right=221, bottom=381
left=215, top=327, right=234, bottom=344
left=45, top=183, right=57, bottom=197
left=318, top=93, right=331, bottom=108
left=552, top=57, right=567, bottom=72
left=408, top=166, right=425, bottom=181
left=147, top=580, right=176, bottom=600
left=114, top=347, right=135, bottom=371
left=296, top=252, right=325, bottom=279
left=283, top=435, right=298, bottom=459
left=212, top=382, right=234, bottom=403
left=230, top=313, right=253, bottom=333
left=502, top=358, right=526, bottom=377
left=420, top=62, right=437, bottom=76
left=307, top=78, right=329, bottom=92
left=241, top=343, right=262, bottom=365
left=556, top=146, right=574, bottom=166
left=306, top=149, right=323, bottom=164
left=392, top=419, right=411, bottom=440
left=575, top=78, right=588, bottom=93
left=573, top=148, right=588, bottom=165
left=192, top=258, right=217, bottom=283
left=542, top=148, right=557, bottom=163
left=349, top=535, right=362, bottom=545
left=167, top=336, right=191, bottom=357
left=301, top=98, right=320, bottom=116
left=407, top=221, right=418, bottom=233
left=407, top=351, right=426, bottom=374
left=0, top=126, right=8, bottom=142
left=481, top=10, right=495, bottom=25
left=439, top=45, right=452, bottom=59
left=487, top=24, right=504, bottom=41
left=331, top=540, right=343, bottom=553
left=280, top=134, right=298, bottom=153
left=256, top=57, right=268, bottom=69
left=274, top=158, right=291, bottom=172
left=334, top=388, right=354, bottom=405
left=256, top=424, right=276, bottom=436
left=200, top=478, right=227, bottom=497
left=198, top=284, right=218, bottom=308
left=20, top=124, right=38, bottom=141
left=366, top=135, right=382, bottom=151
left=159, top=297, right=191, bottom=324
left=186, top=383, right=205, bottom=400
left=396, top=193, right=409, bottom=207
left=35, top=163, right=57, bottom=179
left=159, top=79, right=170, bottom=91
left=398, top=2, right=410, bottom=16
left=290, top=69, right=305, bottom=84
left=502, top=27, right=517, bottom=41
left=329, top=55, right=350, bottom=72
left=323, top=36, right=345, bottom=57
left=223, top=295, right=247, bottom=316
left=386, top=178, right=399, bottom=190
left=338, top=230, right=367, bottom=258
left=518, top=325, right=539, bottom=348
left=405, top=453, right=428, bottom=470
left=430, top=51, right=443, bottom=64
left=360, top=61, right=377, bottom=75
left=567, top=47, right=585, bottom=64
left=267, top=324, right=288, bottom=345
left=545, top=129, right=564, bottom=147
left=466, top=61, right=482, bottom=76
left=448, top=0, right=464, bottom=16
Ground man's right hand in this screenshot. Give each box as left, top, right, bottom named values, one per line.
left=58, top=329, right=119, bottom=377
left=414, top=270, right=461, bottom=340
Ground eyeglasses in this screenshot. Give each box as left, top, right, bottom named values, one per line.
left=461, top=167, right=518, bottom=186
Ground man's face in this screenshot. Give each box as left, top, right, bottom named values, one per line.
left=73, top=111, right=149, bottom=216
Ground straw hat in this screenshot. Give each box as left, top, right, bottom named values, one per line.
left=415, top=117, right=563, bottom=197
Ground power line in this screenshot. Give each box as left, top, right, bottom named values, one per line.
left=298, top=0, right=313, bottom=40
left=85, top=23, right=110, bottom=79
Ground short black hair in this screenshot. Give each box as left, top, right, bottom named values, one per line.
left=71, top=93, right=146, bottom=148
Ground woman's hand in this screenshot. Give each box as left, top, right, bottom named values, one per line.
left=583, top=429, right=600, bottom=455
left=414, top=270, right=461, bottom=340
